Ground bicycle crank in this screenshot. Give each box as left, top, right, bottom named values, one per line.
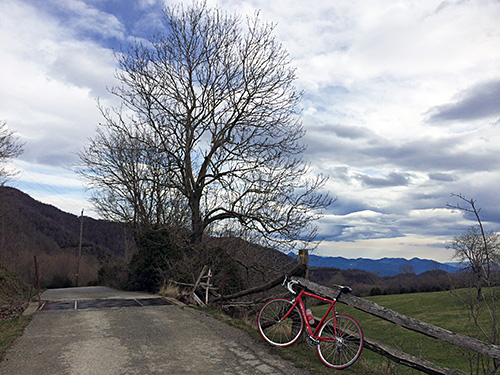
left=306, top=334, right=320, bottom=347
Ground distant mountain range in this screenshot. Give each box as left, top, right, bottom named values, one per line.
left=305, top=254, right=462, bottom=277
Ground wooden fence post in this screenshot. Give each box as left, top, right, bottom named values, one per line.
left=191, top=265, right=208, bottom=306
left=298, top=249, right=309, bottom=279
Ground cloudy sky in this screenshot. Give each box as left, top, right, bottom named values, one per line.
left=1, top=0, right=499, bottom=262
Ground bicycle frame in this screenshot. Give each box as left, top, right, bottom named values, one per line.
left=258, top=278, right=363, bottom=369
left=285, top=289, right=339, bottom=341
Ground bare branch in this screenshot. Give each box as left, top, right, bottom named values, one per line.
left=0, top=121, right=24, bottom=185
left=79, top=2, right=333, bottom=252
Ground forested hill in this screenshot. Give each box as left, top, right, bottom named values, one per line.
left=0, top=187, right=294, bottom=288
left=0, top=186, right=131, bottom=285
left=0, top=186, right=128, bottom=257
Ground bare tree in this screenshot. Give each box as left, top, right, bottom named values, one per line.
left=447, top=194, right=500, bottom=300
left=398, top=264, right=416, bottom=275
left=79, top=1, right=333, bottom=252
left=448, top=226, right=499, bottom=300
left=79, top=110, right=191, bottom=231
left=447, top=194, right=500, bottom=374
left=0, top=120, right=24, bottom=185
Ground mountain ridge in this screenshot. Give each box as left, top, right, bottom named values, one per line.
left=305, top=253, right=460, bottom=276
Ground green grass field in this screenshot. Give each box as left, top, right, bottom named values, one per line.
left=214, top=287, right=500, bottom=374
left=312, top=287, right=500, bottom=374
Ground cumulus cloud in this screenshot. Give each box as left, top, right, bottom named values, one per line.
left=428, top=173, right=455, bottom=182
left=2, top=0, right=500, bottom=261
left=0, top=0, right=122, bottom=168
left=50, top=0, right=126, bottom=40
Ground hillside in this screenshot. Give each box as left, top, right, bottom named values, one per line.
left=0, top=186, right=129, bottom=256
left=310, top=267, right=455, bottom=296
left=0, top=187, right=296, bottom=290
left=0, top=186, right=133, bottom=287
left=0, top=264, right=30, bottom=320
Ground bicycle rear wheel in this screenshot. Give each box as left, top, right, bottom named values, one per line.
left=257, top=298, right=303, bottom=347
left=317, top=314, right=363, bottom=369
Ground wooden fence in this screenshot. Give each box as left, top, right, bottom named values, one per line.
left=212, top=267, right=500, bottom=375
left=297, top=278, right=499, bottom=375
left=186, top=261, right=500, bottom=374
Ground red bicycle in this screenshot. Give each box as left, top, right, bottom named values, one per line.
left=258, top=276, right=363, bottom=369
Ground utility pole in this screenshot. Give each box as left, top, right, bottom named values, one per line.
left=75, top=209, right=83, bottom=287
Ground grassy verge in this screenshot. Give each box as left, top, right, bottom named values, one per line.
left=202, top=306, right=387, bottom=375
left=204, top=287, right=499, bottom=374
left=0, top=263, right=33, bottom=362
left=0, top=316, right=30, bottom=361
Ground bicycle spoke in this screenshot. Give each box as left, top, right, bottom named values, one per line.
left=258, top=299, right=303, bottom=347
left=316, top=315, right=363, bottom=369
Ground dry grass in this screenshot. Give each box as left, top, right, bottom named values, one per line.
left=159, top=282, right=180, bottom=298
left=0, top=264, right=31, bottom=362
left=1, top=250, right=100, bottom=288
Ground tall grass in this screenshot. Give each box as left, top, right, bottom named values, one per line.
left=1, top=250, right=100, bottom=288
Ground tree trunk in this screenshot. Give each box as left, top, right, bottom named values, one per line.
left=189, top=194, right=204, bottom=245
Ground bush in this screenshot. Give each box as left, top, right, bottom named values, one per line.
left=126, top=228, right=186, bottom=292
left=47, top=274, right=73, bottom=288
left=97, top=261, right=128, bottom=289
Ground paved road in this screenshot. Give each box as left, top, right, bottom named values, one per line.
left=39, top=286, right=156, bottom=302
left=1, top=287, right=310, bottom=375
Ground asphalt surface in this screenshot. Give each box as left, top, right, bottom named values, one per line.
left=1, top=287, right=310, bottom=375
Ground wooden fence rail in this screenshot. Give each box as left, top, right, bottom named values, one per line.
left=216, top=269, right=498, bottom=374
left=362, top=336, right=464, bottom=375
left=296, top=277, right=500, bottom=375
left=297, top=278, right=500, bottom=360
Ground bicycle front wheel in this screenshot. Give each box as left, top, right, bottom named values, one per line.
left=317, top=314, right=363, bottom=369
left=257, top=298, right=303, bottom=347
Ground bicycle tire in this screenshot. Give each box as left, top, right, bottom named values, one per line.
left=316, top=314, right=363, bottom=369
left=257, top=298, right=304, bottom=347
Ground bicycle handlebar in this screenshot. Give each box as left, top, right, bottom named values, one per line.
left=283, top=275, right=352, bottom=296
left=282, top=275, right=304, bottom=295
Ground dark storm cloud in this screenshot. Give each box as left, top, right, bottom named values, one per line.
left=426, top=79, right=500, bottom=122
left=365, top=138, right=500, bottom=172
left=325, top=194, right=375, bottom=215
left=306, top=123, right=373, bottom=141
left=318, top=223, right=404, bottom=242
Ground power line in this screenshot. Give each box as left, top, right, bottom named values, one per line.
left=9, top=159, right=95, bottom=217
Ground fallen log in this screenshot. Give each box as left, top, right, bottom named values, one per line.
left=214, top=263, right=306, bottom=302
